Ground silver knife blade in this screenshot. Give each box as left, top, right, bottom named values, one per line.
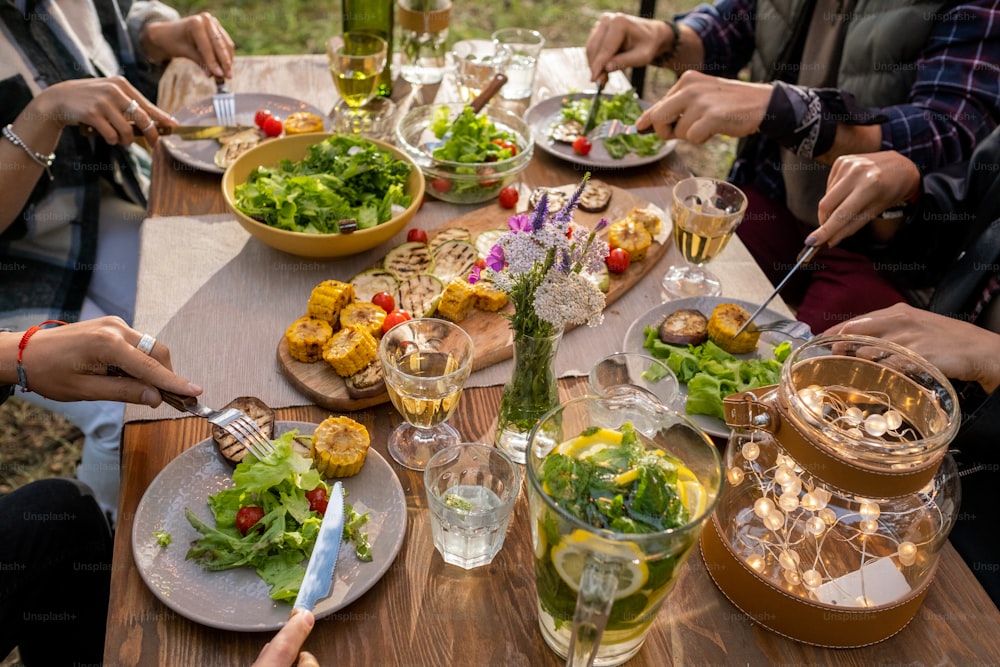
left=581, top=79, right=606, bottom=135
left=735, top=245, right=820, bottom=337
left=293, top=481, right=345, bottom=612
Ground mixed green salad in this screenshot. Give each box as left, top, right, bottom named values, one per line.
left=558, top=90, right=665, bottom=159
left=642, top=327, right=793, bottom=420
left=233, top=135, right=413, bottom=234
left=425, top=105, right=522, bottom=198
left=184, top=432, right=371, bottom=603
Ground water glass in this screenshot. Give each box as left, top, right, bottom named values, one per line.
left=424, top=443, right=521, bottom=569
left=397, top=0, right=451, bottom=85
left=449, top=39, right=511, bottom=105
left=490, top=28, right=544, bottom=100
left=588, top=352, right=680, bottom=410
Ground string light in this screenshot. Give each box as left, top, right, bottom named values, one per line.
left=795, top=385, right=917, bottom=442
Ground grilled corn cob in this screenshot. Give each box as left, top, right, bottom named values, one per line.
left=472, top=280, right=508, bottom=311
left=323, top=325, right=378, bottom=377
left=307, top=280, right=355, bottom=325
left=627, top=206, right=662, bottom=237
left=608, top=219, right=652, bottom=262
left=436, top=279, right=477, bottom=322
left=285, top=316, right=333, bottom=363
left=311, top=415, right=370, bottom=477
left=340, top=301, right=387, bottom=338
left=706, top=303, right=761, bottom=354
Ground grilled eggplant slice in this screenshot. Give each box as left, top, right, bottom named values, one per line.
left=658, top=309, right=709, bottom=346
left=212, top=396, right=275, bottom=464
left=345, top=361, right=386, bottom=399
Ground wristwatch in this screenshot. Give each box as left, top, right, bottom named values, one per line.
left=0, top=327, right=13, bottom=406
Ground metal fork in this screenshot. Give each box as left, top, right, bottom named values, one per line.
left=753, top=319, right=815, bottom=341
left=158, top=390, right=275, bottom=459
left=212, top=76, right=237, bottom=126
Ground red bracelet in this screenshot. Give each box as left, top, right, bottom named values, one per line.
left=16, top=319, right=66, bottom=392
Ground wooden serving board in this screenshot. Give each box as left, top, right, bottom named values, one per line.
left=277, top=183, right=671, bottom=410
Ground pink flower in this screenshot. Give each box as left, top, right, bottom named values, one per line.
left=486, top=244, right=506, bottom=272
left=507, top=213, right=532, bottom=233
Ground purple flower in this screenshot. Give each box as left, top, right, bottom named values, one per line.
left=507, top=213, right=532, bottom=233
left=468, top=266, right=481, bottom=284
left=486, top=244, right=506, bottom=272
left=595, top=217, right=608, bottom=232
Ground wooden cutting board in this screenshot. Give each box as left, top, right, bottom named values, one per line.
left=277, top=183, right=671, bottom=410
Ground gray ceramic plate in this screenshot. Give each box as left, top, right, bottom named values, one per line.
left=161, top=94, right=330, bottom=174
left=131, top=421, right=406, bottom=631
left=524, top=92, right=677, bottom=169
left=624, top=297, right=802, bottom=438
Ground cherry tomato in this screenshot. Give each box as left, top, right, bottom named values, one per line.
left=407, top=228, right=428, bottom=244
left=477, top=167, right=500, bottom=188
left=254, top=109, right=273, bottom=128
left=491, top=138, right=518, bottom=156
left=431, top=177, right=452, bottom=193
left=382, top=309, right=413, bottom=334
left=306, top=486, right=329, bottom=515
left=262, top=115, right=283, bottom=137
left=605, top=247, right=631, bottom=274
left=572, top=136, right=592, bottom=156
left=371, top=291, right=395, bottom=313
left=498, top=186, right=519, bottom=209
left=474, top=258, right=487, bottom=270
left=235, top=505, right=265, bottom=536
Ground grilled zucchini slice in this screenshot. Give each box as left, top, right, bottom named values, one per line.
left=432, top=240, right=478, bottom=285
left=384, top=241, right=433, bottom=279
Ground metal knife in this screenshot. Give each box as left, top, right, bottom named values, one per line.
left=292, top=481, right=345, bottom=613
left=734, top=244, right=820, bottom=337
left=581, top=78, right=606, bottom=136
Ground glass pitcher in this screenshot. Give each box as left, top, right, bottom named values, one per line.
left=525, top=392, right=723, bottom=666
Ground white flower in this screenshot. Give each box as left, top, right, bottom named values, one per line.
left=533, top=272, right=606, bottom=329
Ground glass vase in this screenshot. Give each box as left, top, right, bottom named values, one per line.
left=495, top=329, right=563, bottom=463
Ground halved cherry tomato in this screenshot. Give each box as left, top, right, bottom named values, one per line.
left=474, top=258, right=487, bottom=270
left=490, top=138, right=518, bottom=156
left=498, top=186, right=519, bottom=209
left=605, top=247, right=631, bottom=273
left=262, top=115, right=283, bottom=137
left=382, top=309, right=413, bottom=334
left=235, top=505, right=265, bottom=536
left=431, top=177, right=452, bottom=193
left=572, top=136, right=592, bottom=156
left=254, top=109, right=273, bottom=128
left=478, top=167, right=499, bottom=187
left=306, top=486, right=329, bottom=515
left=371, top=291, right=395, bottom=313
left=407, top=228, right=428, bottom=244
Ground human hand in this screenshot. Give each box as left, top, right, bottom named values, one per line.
left=31, top=77, right=176, bottom=148
left=252, top=610, right=319, bottom=667
left=825, top=303, right=1000, bottom=393
left=585, top=12, right=674, bottom=82
left=142, top=12, right=235, bottom=79
left=810, top=152, right=922, bottom=247
left=635, top=70, right=772, bottom=143
left=15, top=316, right=201, bottom=405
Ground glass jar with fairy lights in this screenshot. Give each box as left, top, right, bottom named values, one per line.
left=701, top=334, right=962, bottom=648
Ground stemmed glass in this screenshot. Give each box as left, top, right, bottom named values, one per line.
left=661, top=177, right=748, bottom=299
left=327, top=32, right=394, bottom=136
left=378, top=318, right=474, bottom=470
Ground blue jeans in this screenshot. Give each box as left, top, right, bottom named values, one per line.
left=0, top=478, right=112, bottom=665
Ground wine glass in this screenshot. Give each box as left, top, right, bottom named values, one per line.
left=327, top=32, right=395, bottom=137
left=661, top=177, right=748, bottom=299
left=378, top=318, right=474, bottom=470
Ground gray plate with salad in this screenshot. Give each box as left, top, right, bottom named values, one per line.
left=624, top=297, right=799, bottom=438
left=132, top=421, right=406, bottom=631
left=525, top=91, right=677, bottom=169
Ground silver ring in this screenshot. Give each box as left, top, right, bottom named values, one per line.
left=212, top=33, right=224, bottom=40
left=141, top=119, right=156, bottom=132
left=123, top=99, right=140, bottom=118
left=136, top=333, right=156, bottom=355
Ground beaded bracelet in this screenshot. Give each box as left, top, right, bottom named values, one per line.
left=16, top=320, right=67, bottom=393
left=652, top=19, right=682, bottom=67
left=2, top=124, right=55, bottom=181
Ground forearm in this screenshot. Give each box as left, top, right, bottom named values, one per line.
left=0, top=99, right=63, bottom=232
left=814, top=124, right=884, bottom=165
left=657, top=24, right=706, bottom=74
left=0, top=331, right=18, bottom=385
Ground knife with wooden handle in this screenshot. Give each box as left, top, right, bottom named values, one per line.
left=81, top=124, right=254, bottom=139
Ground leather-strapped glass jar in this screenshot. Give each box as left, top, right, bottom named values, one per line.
left=701, top=334, right=961, bottom=647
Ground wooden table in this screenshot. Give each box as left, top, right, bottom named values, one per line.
left=105, top=51, right=1000, bottom=666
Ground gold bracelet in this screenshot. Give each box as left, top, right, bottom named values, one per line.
left=2, top=124, right=55, bottom=181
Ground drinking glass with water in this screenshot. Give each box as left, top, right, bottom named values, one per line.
left=491, top=28, right=545, bottom=101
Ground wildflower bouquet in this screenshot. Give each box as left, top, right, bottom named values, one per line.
left=472, top=176, right=610, bottom=460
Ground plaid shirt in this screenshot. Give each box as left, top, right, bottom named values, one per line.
left=678, top=0, right=1000, bottom=202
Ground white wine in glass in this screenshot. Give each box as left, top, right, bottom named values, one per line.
left=328, top=32, right=387, bottom=108
left=662, top=178, right=747, bottom=299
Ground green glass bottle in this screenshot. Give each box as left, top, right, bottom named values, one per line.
left=342, top=0, right=393, bottom=97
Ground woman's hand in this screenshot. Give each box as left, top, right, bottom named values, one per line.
left=585, top=12, right=674, bottom=82
left=142, top=12, right=235, bottom=79
left=15, top=317, right=201, bottom=405
left=825, top=303, right=1000, bottom=393
left=810, top=152, right=922, bottom=247
left=635, top=70, right=772, bottom=143
left=252, top=610, right=319, bottom=667
left=29, top=77, right=176, bottom=148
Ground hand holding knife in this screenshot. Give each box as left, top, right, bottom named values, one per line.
left=734, top=244, right=821, bottom=337
left=581, top=77, right=606, bottom=136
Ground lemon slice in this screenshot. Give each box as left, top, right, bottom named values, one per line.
left=675, top=464, right=707, bottom=518
left=554, top=427, right=623, bottom=458
left=551, top=529, right=649, bottom=599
